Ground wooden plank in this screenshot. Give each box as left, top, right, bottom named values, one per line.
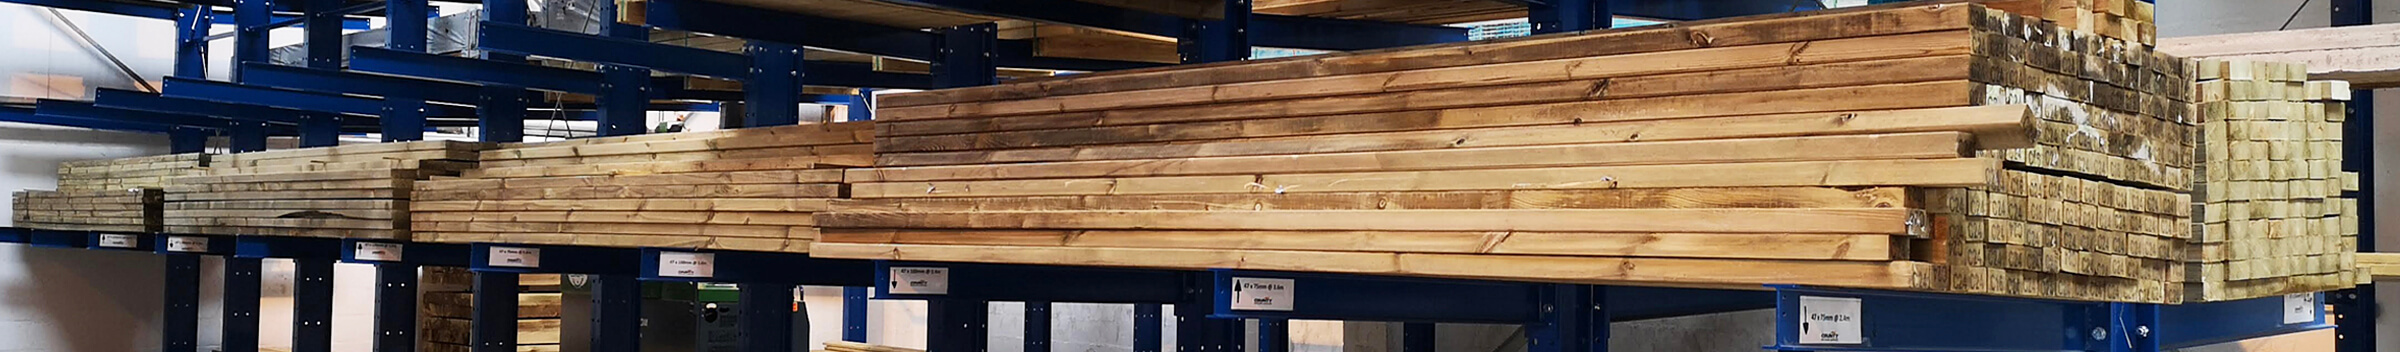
left=167, top=208, right=395, bottom=220
left=172, top=169, right=413, bottom=185
left=165, top=189, right=400, bottom=201
left=164, top=199, right=396, bottom=210
left=876, top=55, right=1981, bottom=137
left=480, top=130, right=873, bottom=161
left=851, top=132, right=1973, bottom=182
left=495, top=121, right=874, bottom=148
left=880, top=2, right=1975, bottom=107
left=820, top=229, right=1903, bottom=261
left=422, top=317, right=561, bottom=345
left=164, top=178, right=407, bottom=192
left=413, top=184, right=840, bottom=201
left=834, top=187, right=1909, bottom=212
left=477, top=144, right=873, bottom=168
left=414, top=211, right=816, bottom=226
left=421, top=292, right=564, bottom=319
left=817, top=208, right=1923, bottom=234
left=2161, top=23, right=2400, bottom=88
left=413, top=198, right=832, bottom=212
left=464, top=155, right=871, bottom=179
left=875, top=81, right=1980, bottom=153
left=849, top=158, right=2001, bottom=198
left=805, top=243, right=1931, bottom=289
left=492, top=170, right=846, bottom=188
left=415, top=222, right=809, bottom=238
left=882, top=31, right=1972, bottom=120
left=419, top=232, right=809, bottom=252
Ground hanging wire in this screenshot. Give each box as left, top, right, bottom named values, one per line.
left=2281, top=0, right=2315, bottom=30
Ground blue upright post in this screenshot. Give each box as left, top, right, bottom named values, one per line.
left=377, top=0, right=431, bottom=142
left=1257, top=319, right=1288, bottom=352
left=846, top=89, right=874, bottom=121
left=224, top=258, right=264, bottom=352
left=172, top=6, right=210, bottom=78
left=2332, top=1, right=2376, bottom=352
left=230, top=121, right=269, bottom=152
left=745, top=41, right=804, bottom=127
left=1401, top=323, right=1435, bottom=352
left=1134, top=303, right=1163, bottom=352
left=592, top=275, right=641, bottom=352
left=596, top=1, right=648, bottom=136
left=741, top=284, right=799, bottom=352
left=480, top=0, right=528, bottom=142
left=932, top=23, right=998, bottom=89
left=843, top=286, right=869, bottom=342
left=1176, top=274, right=1242, bottom=352
left=303, top=0, right=340, bottom=69
left=1026, top=301, right=1052, bottom=352
left=292, top=260, right=336, bottom=352
left=926, top=299, right=988, bottom=352
left=163, top=254, right=202, bottom=352
left=374, top=264, right=419, bottom=352
left=471, top=271, right=520, bottom=352
left=168, top=127, right=209, bottom=153
left=298, top=116, right=339, bottom=147
left=1526, top=284, right=1605, bottom=352
left=232, top=0, right=271, bottom=81
left=1177, top=0, right=1250, bottom=64
left=1527, top=0, right=1609, bottom=34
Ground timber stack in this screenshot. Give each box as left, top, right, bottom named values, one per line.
left=2184, top=59, right=2360, bottom=301
left=420, top=266, right=563, bottom=352
left=163, top=141, right=489, bottom=239
left=411, top=122, right=874, bottom=252
left=805, top=1, right=2261, bottom=303
left=10, top=153, right=208, bottom=232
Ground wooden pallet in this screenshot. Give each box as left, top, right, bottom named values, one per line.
left=412, top=122, right=874, bottom=252
left=163, top=141, right=489, bottom=240
left=2182, top=59, right=2361, bottom=301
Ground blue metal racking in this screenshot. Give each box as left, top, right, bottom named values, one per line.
left=0, top=0, right=2366, bottom=351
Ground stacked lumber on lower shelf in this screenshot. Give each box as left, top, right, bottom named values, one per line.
left=812, top=3, right=2236, bottom=303
left=823, top=341, right=924, bottom=352
left=163, top=141, right=489, bottom=239
left=411, top=122, right=874, bottom=252
left=2183, top=59, right=2361, bottom=301
left=421, top=266, right=563, bottom=352
left=10, top=153, right=209, bottom=232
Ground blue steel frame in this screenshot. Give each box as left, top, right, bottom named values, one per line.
left=637, top=249, right=878, bottom=352
left=2330, top=1, right=2376, bottom=352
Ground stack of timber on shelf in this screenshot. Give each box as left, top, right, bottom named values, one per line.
left=1984, top=0, right=2154, bottom=45
left=2160, top=22, right=2400, bottom=89
left=812, top=2, right=2225, bottom=303
left=2358, top=253, right=2400, bottom=280
left=10, top=153, right=210, bottom=232
left=162, top=141, right=490, bottom=239
left=421, top=266, right=564, bottom=352
left=411, top=122, right=875, bottom=252
left=2184, top=59, right=2361, bottom=301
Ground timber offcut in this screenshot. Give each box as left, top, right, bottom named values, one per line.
left=409, top=121, right=875, bottom=252
left=806, top=1, right=2317, bottom=304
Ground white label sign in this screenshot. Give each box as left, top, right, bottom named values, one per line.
left=888, top=267, right=950, bottom=295
left=1229, top=277, right=1296, bottom=311
left=95, top=234, right=136, bottom=248
left=2284, top=293, right=2319, bottom=324
left=656, top=252, right=716, bottom=278
left=1797, top=296, right=1864, bottom=344
left=165, top=236, right=208, bottom=252
left=488, top=247, right=540, bottom=268
left=355, top=242, right=404, bottom=262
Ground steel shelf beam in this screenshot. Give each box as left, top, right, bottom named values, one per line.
left=871, top=0, right=1462, bottom=50
left=644, top=0, right=1161, bottom=72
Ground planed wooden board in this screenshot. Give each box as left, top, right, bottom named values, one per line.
left=835, top=187, right=1908, bottom=212
left=464, top=155, right=872, bottom=178
left=2160, top=23, right=2400, bottom=88
left=413, top=198, right=833, bottom=212
left=821, top=229, right=1904, bottom=261
left=851, top=132, right=1974, bottom=182
left=848, top=158, right=2001, bottom=198
left=807, top=243, right=1932, bottom=289
left=418, top=232, right=809, bottom=252
left=816, top=208, right=1924, bottom=234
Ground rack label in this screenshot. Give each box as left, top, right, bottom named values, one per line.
left=1229, top=277, right=1296, bottom=311
left=888, top=267, right=949, bottom=295
left=96, top=234, right=135, bottom=248
left=488, top=247, right=540, bottom=268
left=657, top=252, right=716, bottom=278
left=165, top=236, right=207, bottom=252
left=2284, top=293, right=2318, bottom=324
left=1797, top=296, right=1863, bottom=344
left=355, top=242, right=404, bottom=262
